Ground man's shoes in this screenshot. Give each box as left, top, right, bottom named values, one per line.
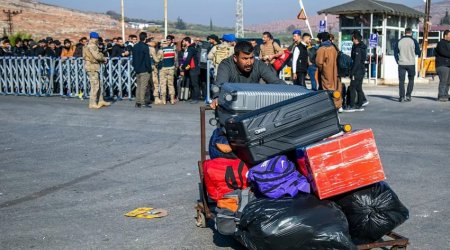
left=438, top=97, right=448, bottom=102
left=189, top=100, right=199, bottom=104
left=342, top=106, right=364, bottom=112
left=399, top=97, right=405, bottom=102
left=405, top=96, right=411, bottom=102
left=362, top=100, right=369, bottom=107
left=135, top=103, right=142, bottom=108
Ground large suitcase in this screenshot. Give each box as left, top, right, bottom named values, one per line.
left=217, top=83, right=311, bottom=125
left=224, top=91, right=342, bottom=165
left=296, top=129, right=386, bottom=199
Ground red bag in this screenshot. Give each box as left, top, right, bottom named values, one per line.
left=273, top=49, right=291, bottom=71
left=189, top=57, right=196, bottom=70
left=203, top=158, right=248, bottom=201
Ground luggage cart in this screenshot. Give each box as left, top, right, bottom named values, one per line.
left=195, top=106, right=215, bottom=228
left=194, top=106, right=409, bottom=249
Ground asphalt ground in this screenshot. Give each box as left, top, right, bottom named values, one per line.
left=0, top=85, right=449, bottom=250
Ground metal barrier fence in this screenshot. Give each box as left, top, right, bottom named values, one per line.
left=0, top=57, right=136, bottom=99
left=0, top=57, right=288, bottom=102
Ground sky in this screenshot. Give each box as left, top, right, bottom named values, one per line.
left=38, top=0, right=426, bottom=27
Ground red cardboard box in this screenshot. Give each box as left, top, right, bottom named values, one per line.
left=296, top=129, right=386, bottom=199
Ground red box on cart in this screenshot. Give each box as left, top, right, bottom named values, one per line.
left=296, top=129, right=386, bottom=199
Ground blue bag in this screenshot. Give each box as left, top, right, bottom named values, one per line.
left=208, top=128, right=236, bottom=159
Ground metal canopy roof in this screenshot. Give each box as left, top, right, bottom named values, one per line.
left=317, top=0, right=425, bottom=18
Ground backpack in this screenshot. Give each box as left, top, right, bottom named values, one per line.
left=215, top=188, right=254, bottom=235
left=214, top=44, right=231, bottom=66
left=203, top=158, right=249, bottom=201
left=337, top=51, right=353, bottom=77
left=247, top=155, right=310, bottom=199
left=208, top=128, right=236, bottom=159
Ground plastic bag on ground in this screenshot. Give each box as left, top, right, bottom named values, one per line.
left=238, top=194, right=357, bottom=250
left=331, top=181, right=409, bottom=243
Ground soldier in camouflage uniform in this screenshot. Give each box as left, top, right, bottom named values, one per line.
left=157, top=40, right=178, bottom=105
left=83, top=32, right=111, bottom=109
left=147, top=38, right=162, bottom=104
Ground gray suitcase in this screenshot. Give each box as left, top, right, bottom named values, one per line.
left=217, top=83, right=312, bottom=125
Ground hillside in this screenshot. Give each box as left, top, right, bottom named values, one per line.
left=0, top=0, right=234, bottom=42
left=247, top=0, right=449, bottom=35
left=413, top=0, right=450, bottom=26
left=0, top=0, right=153, bottom=41
left=246, top=14, right=339, bottom=34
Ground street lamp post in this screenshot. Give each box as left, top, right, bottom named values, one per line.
left=420, top=0, right=431, bottom=78
left=164, top=0, right=168, bottom=38
left=121, top=0, right=125, bottom=39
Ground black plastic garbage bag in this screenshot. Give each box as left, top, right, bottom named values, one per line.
left=332, top=181, right=409, bottom=243
left=238, top=194, right=357, bottom=250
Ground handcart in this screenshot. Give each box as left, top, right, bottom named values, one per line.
left=194, top=106, right=409, bottom=249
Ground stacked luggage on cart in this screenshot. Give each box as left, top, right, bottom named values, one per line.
left=196, top=83, right=410, bottom=250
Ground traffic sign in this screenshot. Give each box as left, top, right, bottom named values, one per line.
left=297, top=9, right=307, bottom=20
left=319, top=20, right=326, bottom=32
left=369, top=33, right=378, bottom=48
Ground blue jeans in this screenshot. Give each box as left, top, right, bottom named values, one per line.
left=307, top=65, right=317, bottom=91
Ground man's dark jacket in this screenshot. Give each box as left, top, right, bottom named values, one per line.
left=296, top=42, right=309, bottom=73
left=181, top=43, right=199, bottom=74
left=111, top=44, right=127, bottom=58
left=215, top=56, right=286, bottom=86
left=131, top=41, right=151, bottom=74
left=351, top=42, right=367, bottom=77
left=435, top=39, right=450, bottom=68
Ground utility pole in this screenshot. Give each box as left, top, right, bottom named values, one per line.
left=121, top=0, right=125, bottom=39
left=420, top=0, right=431, bottom=77
left=235, top=0, right=244, bottom=38
left=2, top=10, right=22, bottom=35
left=164, top=0, right=168, bottom=38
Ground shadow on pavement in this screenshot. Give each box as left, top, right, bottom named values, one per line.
left=411, top=96, right=438, bottom=101
left=368, top=94, right=438, bottom=102
left=367, top=94, right=399, bottom=102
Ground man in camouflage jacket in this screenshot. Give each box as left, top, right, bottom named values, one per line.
left=83, top=32, right=111, bottom=109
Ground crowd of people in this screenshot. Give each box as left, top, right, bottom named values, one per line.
left=1, top=27, right=445, bottom=109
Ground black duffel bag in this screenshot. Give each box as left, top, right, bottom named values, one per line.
left=332, top=181, right=409, bottom=243
left=238, top=194, right=357, bottom=250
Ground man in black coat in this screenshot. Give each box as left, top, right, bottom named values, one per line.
left=181, top=37, right=201, bottom=104
left=292, top=33, right=311, bottom=87
left=73, top=37, right=87, bottom=58
left=436, top=30, right=450, bottom=102
left=110, top=37, right=129, bottom=58
left=131, top=32, right=152, bottom=108
left=343, top=32, right=367, bottom=112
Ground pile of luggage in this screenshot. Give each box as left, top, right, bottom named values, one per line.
left=203, top=83, right=409, bottom=250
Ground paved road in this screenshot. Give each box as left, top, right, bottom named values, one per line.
left=0, top=87, right=449, bottom=250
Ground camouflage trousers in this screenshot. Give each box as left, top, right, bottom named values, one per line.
left=87, top=71, right=104, bottom=104
left=157, top=67, right=175, bottom=98
left=151, top=66, right=159, bottom=97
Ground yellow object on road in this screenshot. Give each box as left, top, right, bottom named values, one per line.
left=124, top=207, right=168, bottom=219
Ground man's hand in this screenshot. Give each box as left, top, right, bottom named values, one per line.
left=180, top=71, right=185, bottom=76
left=210, top=98, right=218, bottom=109
left=293, top=73, right=297, bottom=80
